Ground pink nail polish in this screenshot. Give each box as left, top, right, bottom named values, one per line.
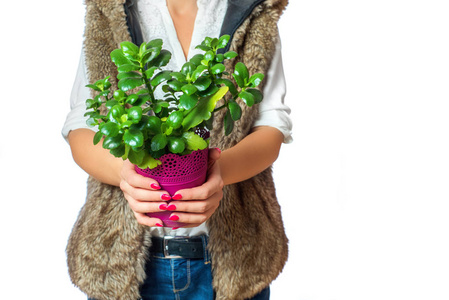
left=167, top=205, right=176, bottom=211
left=169, top=215, right=179, bottom=221
left=155, top=223, right=163, bottom=227
left=215, top=147, right=222, bottom=154
left=151, top=183, right=161, bottom=190
left=172, top=227, right=179, bottom=230
left=159, top=204, right=168, bottom=210
left=161, top=194, right=171, bottom=201
left=172, top=194, right=182, bottom=200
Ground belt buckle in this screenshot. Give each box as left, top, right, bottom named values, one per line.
left=163, top=236, right=186, bottom=258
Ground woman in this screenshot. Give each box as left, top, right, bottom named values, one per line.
left=63, top=0, right=292, bottom=299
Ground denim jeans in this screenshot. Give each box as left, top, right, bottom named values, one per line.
left=88, top=236, right=270, bottom=300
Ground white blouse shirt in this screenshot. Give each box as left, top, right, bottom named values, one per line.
left=62, top=0, right=292, bottom=237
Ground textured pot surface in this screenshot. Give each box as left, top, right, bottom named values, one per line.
left=135, top=148, right=209, bottom=227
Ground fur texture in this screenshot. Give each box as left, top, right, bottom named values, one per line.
left=67, top=0, right=288, bottom=299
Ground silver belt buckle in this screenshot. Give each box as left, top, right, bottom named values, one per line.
left=163, top=236, right=185, bottom=258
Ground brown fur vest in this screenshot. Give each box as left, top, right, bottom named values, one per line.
left=66, top=0, right=288, bottom=299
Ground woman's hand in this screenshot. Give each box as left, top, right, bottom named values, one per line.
left=166, top=148, right=224, bottom=228
left=120, top=160, right=172, bottom=227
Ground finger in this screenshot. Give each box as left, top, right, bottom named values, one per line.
left=121, top=160, right=162, bottom=190
left=168, top=206, right=216, bottom=227
left=133, top=212, right=164, bottom=227
left=123, top=191, right=171, bottom=214
left=120, top=179, right=172, bottom=202
left=174, top=169, right=223, bottom=201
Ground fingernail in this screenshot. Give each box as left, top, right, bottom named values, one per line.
left=155, top=223, right=163, bottom=227
left=172, top=227, right=179, bottom=230
left=172, top=194, right=182, bottom=200
left=159, top=204, right=168, bottom=210
left=161, top=194, right=171, bottom=201
left=151, top=183, right=161, bottom=190
left=169, top=215, right=179, bottom=221
left=167, top=204, right=176, bottom=211
left=215, top=147, right=222, bottom=154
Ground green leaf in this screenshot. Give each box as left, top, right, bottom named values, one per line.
left=103, top=135, right=123, bottom=150
left=182, top=132, right=208, bottom=151
left=182, top=84, right=198, bottom=95
left=189, top=54, right=204, bottom=66
left=147, top=39, right=163, bottom=48
left=113, top=90, right=126, bottom=101
left=146, top=116, right=162, bottom=135
left=232, top=73, right=245, bottom=88
left=100, top=122, right=120, bottom=137
left=151, top=133, right=168, bottom=151
left=211, top=63, right=225, bottom=75
left=193, top=77, right=212, bottom=91
left=215, top=54, right=224, bottom=62
left=234, top=62, right=249, bottom=85
left=117, top=71, right=141, bottom=80
left=139, top=153, right=162, bottom=169
left=191, top=65, right=207, bottom=82
left=145, top=66, right=159, bottom=79
left=224, top=110, right=234, bottom=136
left=182, top=86, right=229, bottom=131
left=127, top=106, right=142, bottom=123
left=85, top=84, right=102, bottom=92
left=248, top=73, right=264, bottom=87
left=128, top=148, right=145, bottom=166
left=239, top=90, right=255, bottom=107
left=167, top=79, right=184, bottom=92
left=195, top=45, right=211, bottom=52
left=215, top=78, right=238, bottom=96
left=179, top=94, right=198, bottom=110
left=118, top=77, right=144, bottom=91
left=93, top=130, right=103, bottom=145
left=224, top=51, right=238, bottom=59
left=166, top=111, right=183, bottom=129
left=246, top=88, right=263, bottom=104
left=120, top=41, right=139, bottom=56
left=117, top=64, right=140, bottom=72
left=204, top=50, right=215, bottom=62
left=150, top=71, right=171, bottom=87
left=110, top=144, right=126, bottom=158
left=218, top=35, right=230, bottom=49
left=152, top=49, right=172, bottom=67
left=125, top=94, right=139, bottom=105
left=110, top=105, right=125, bottom=122
left=228, top=101, right=242, bottom=121
left=110, top=49, right=134, bottom=67
left=142, top=47, right=161, bottom=65
left=124, top=128, right=144, bottom=147
left=171, top=72, right=186, bottom=81
left=181, top=62, right=196, bottom=75
left=168, top=137, right=186, bottom=154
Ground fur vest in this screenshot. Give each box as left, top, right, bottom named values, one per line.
left=66, top=0, right=288, bottom=299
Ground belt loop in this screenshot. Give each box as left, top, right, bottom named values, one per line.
left=202, top=235, right=211, bottom=264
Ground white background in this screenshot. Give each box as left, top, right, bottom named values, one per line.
left=1, top=0, right=448, bottom=299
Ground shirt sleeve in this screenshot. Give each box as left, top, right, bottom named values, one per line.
left=253, top=41, right=293, bottom=144
left=61, top=49, right=97, bottom=143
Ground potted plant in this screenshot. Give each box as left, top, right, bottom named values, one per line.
left=85, top=35, right=264, bottom=226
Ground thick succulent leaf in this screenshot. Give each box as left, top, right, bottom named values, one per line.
left=182, top=86, right=229, bottom=131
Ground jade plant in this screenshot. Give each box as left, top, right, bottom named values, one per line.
left=85, top=35, right=264, bottom=169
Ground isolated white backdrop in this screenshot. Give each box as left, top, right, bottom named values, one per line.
left=1, top=1, right=448, bottom=299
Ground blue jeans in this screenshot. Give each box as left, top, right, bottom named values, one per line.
left=139, top=252, right=270, bottom=299
left=89, top=236, right=270, bottom=300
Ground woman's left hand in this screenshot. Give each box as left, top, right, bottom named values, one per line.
left=167, top=148, right=224, bottom=228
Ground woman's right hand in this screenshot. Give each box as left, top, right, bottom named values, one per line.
left=119, top=159, right=171, bottom=227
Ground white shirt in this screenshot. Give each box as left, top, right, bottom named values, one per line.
left=62, top=0, right=292, bottom=237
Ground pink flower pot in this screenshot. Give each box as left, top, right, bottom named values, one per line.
left=135, top=148, right=209, bottom=227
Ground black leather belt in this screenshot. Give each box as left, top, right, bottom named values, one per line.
left=150, top=236, right=205, bottom=259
